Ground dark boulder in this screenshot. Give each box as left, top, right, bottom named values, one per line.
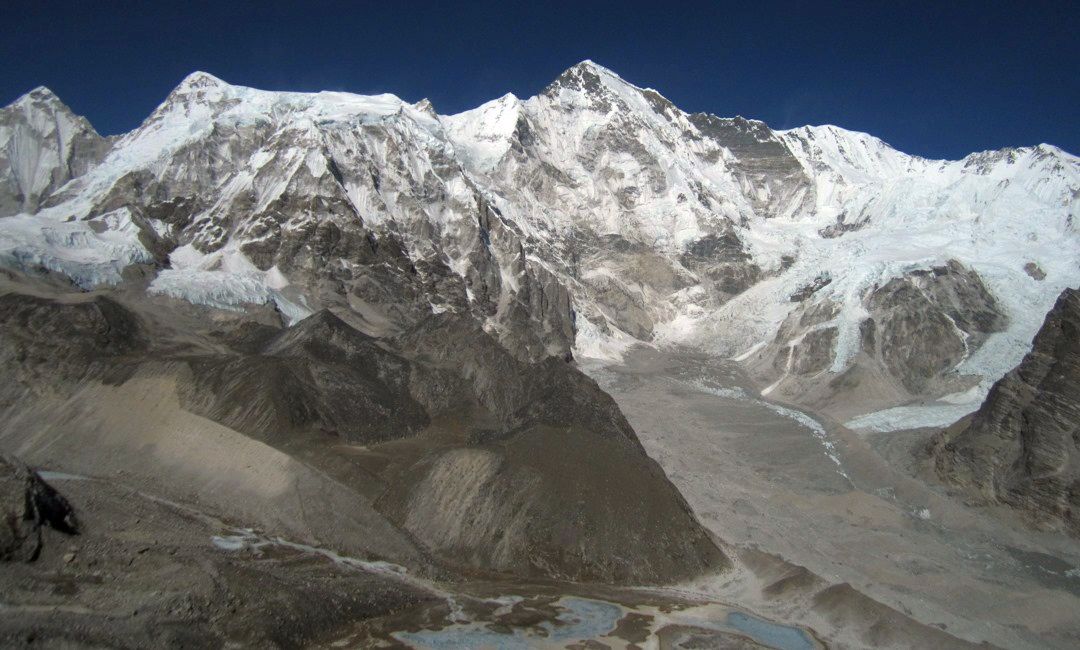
left=0, top=455, right=79, bottom=562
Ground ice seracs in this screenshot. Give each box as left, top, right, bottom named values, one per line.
left=0, top=208, right=152, bottom=288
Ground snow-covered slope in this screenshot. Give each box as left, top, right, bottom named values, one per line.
left=712, top=133, right=1080, bottom=428
left=1, top=71, right=575, bottom=361
left=1, top=62, right=1077, bottom=430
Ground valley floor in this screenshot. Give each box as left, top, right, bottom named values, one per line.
left=581, top=346, right=1080, bottom=650
left=0, top=464, right=819, bottom=649
left=4, top=321, right=1078, bottom=648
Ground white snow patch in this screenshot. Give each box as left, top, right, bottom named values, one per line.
left=845, top=398, right=983, bottom=433
left=731, top=340, right=767, bottom=362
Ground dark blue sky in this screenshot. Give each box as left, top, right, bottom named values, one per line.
left=2, top=1, right=1076, bottom=159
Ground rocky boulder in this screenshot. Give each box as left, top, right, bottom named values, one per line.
left=0, top=455, right=78, bottom=562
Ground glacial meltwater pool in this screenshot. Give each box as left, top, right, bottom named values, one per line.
left=392, top=595, right=816, bottom=649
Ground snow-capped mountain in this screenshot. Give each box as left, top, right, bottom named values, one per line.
left=2, top=61, right=1077, bottom=429
left=0, top=87, right=111, bottom=215
left=0, top=71, right=575, bottom=362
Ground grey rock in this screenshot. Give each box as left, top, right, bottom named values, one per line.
left=0, top=292, right=146, bottom=404
left=933, top=288, right=1080, bottom=535
left=866, top=260, right=1007, bottom=394
left=0, top=455, right=79, bottom=562
left=818, top=211, right=870, bottom=239
left=1024, top=261, right=1047, bottom=281
left=748, top=260, right=1008, bottom=415
left=789, top=273, right=832, bottom=302
left=686, top=113, right=814, bottom=219
left=179, top=310, right=430, bottom=444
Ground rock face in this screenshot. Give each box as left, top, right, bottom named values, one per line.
left=383, top=312, right=726, bottom=582
left=863, top=261, right=1007, bottom=394
left=933, top=288, right=1080, bottom=535
left=0, top=455, right=79, bottom=562
left=745, top=259, right=1008, bottom=419
left=0, top=292, right=146, bottom=389
left=180, top=310, right=430, bottom=444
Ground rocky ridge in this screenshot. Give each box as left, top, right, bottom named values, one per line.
left=933, top=288, right=1080, bottom=535
left=0, top=271, right=724, bottom=584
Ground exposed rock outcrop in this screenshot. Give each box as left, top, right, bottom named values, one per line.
left=932, top=288, right=1080, bottom=535
left=0, top=455, right=78, bottom=561
left=179, top=310, right=430, bottom=444
left=863, top=260, right=1008, bottom=394
left=746, top=259, right=1008, bottom=418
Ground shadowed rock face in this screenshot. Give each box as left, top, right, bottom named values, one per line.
left=179, top=310, right=430, bottom=444
left=397, top=313, right=638, bottom=443
left=679, top=230, right=763, bottom=297
left=0, top=292, right=147, bottom=405
left=933, top=288, right=1080, bottom=535
left=383, top=313, right=727, bottom=582
left=0, top=280, right=726, bottom=585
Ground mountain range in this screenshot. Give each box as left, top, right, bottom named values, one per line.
left=3, top=61, right=1076, bottom=431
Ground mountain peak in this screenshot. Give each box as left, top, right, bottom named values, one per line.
left=172, top=71, right=230, bottom=96
left=152, top=71, right=235, bottom=117
left=545, top=59, right=622, bottom=94
left=412, top=97, right=437, bottom=118
left=1034, top=142, right=1079, bottom=162
left=3, top=87, right=97, bottom=139
left=25, top=86, right=60, bottom=101
left=7, top=86, right=64, bottom=111
left=568, top=59, right=616, bottom=76
left=568, top=59, right=596, bottom=70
